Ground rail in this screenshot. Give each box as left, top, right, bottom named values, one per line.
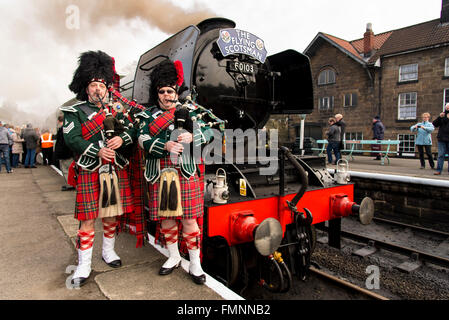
left=313, top=139, right=400, bottom=165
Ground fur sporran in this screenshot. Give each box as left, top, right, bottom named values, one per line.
left=98, top=165, right=123, bottom=218
left=158, top=168, right=182, bottom=218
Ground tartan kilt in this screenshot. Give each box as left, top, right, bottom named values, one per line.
left=75, top=166, right=134, bottom=221
left=148, top=156, right=203, bottom=221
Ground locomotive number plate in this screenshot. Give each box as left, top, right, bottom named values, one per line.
left=227, top=61, right=257, bottom=75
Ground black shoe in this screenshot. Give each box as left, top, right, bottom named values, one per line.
left=102, top=257, right=122, bottom=268
left=31, top=165, right=37, bottom=168
left=71, top=276, right=88, bottom=288
left=373, top=157, right=381, bottom=160
left=61, top=185, right=75, bottom=191
left=159, top=261, right=181, bottom=275
left=189, top=272, right=206, bottom=285
left=25, top=166, right=29, bottom=168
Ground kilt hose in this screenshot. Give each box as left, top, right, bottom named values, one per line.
left=153, top=162, right=205, bottom=259
left=74, top=167, right=133, bottom=221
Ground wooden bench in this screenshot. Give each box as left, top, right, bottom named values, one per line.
left=313, top=139, right=401, bottom=165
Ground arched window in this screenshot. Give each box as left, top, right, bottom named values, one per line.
left=318, top=69, right=336, bottom=85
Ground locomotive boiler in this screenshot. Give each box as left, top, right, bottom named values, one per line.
left=120, top=18, right=374, bottom=292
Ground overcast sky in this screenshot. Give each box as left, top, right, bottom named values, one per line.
left=0, top=0, right=443, bottom=123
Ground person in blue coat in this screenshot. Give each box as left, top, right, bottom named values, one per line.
left=410, top=112, right=434, bottom=169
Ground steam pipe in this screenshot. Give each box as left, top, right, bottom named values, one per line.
left=280, top=147, right=308, bottom=206
left=328, top=169, right=449, bottom=188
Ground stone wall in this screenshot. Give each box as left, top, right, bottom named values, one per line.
left=378, top=46, right=449, bottom=153
left=306, top=41, right=376, bottom=140
left=351, top=176, right=449, bottom=232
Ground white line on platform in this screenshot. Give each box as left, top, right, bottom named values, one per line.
left=51, top=165, right=63, bottom=176
left=147, top=233, right=245, bottom=301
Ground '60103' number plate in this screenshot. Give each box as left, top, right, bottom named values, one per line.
left=227, top=61, right=257, bottom=75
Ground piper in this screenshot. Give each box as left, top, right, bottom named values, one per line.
left=61, top=51, right=135, bottom=287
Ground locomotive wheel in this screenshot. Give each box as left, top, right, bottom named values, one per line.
left=202, top=237, right=241, bottom=287
left=227, top=245, right=241, bottom=287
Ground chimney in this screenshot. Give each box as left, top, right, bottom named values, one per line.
left=441, top=0, right=449, bottom=24
left=363, top=23, right=374, bottom=57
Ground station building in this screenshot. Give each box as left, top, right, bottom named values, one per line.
left=301, top=0, right=449, bottom=156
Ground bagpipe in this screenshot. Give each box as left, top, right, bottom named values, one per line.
left=96, top=92, right=127, bottom=218
left=108, top=87, right=227, bottom=146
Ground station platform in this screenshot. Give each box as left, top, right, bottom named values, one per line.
left=327, top=155, right=449, bottom=181
left=0, top=165, right=242, bottom=300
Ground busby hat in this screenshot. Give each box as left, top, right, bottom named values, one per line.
left=69, top=50, right=116, bottom=101
left=149, top=59, right=187, bottom=105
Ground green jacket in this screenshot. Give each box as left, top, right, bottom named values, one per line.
left=60, top=101, right=130, bottom=171
left=121, top=105, right=215, bottom=183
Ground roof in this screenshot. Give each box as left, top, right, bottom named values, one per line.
left=304, top=18, right=449, bottom=65
left=374, top=19, right=449, bottom=58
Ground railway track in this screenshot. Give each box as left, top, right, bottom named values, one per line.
left=309, top=266, right=389, bottom=300
left=317, top=216, right=449, bottom=270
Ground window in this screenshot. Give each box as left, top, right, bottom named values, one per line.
left=399, top=64, right=418, bottom=82
left=445, top=58, right=449, bottom=77
left=398, top=92, right=417, bottom=120
left=344, top=93, right=358, bottom=107
left=318, top=69, right=336, bottom=85
left=319, top=96, right=334, bottom=111
left=398, top=134, right=415, bottom=156
left=345, top=132, right=363, bottom=150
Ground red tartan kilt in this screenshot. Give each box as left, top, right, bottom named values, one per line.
left=75, top=167, right=134, bottom=221
left=148, top=158, right=204, bottom=221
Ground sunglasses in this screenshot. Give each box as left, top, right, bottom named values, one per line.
left=158, top=89, right=176, bottom=95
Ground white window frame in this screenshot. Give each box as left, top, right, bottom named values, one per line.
left=398, top=92, right=417, bottom=120
left=345, top=132, right=363, bottom=150
left=319, top=96, right=334, bottom=111
left=445, top=58, right=449, bottom=77
left=399, top=63, right=418, bottom=82
left=398, top=134, right=415, bottom=156
left=318, top=69, right=336, bottom=85
left=444, top=88, right=449, bottom=110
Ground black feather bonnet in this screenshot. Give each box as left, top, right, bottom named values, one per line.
left=149, top=59, right=187, bottom=106
left=69, top=50, right=115, bottom=102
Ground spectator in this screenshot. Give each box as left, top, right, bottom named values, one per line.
left=11, top=126, right=24, bottom=168
left=372, top=116, right=385, bottom=160
left=22, top=123, right=39, bottom=168
left=335, top=113, right=346, bottom=151
left=40, top=128, right=54, bottom=166
left=410, top=112, right=434, bottom=169
left=0, top=120, right=13, bottom=173
left=54, top=116, right=74, bottom=191
left=326, top=117, right=341, bottom=165
left=432, top=103, right=449, bottom=175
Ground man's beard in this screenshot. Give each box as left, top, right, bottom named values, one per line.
left=89, top=91, right=107, bottom=103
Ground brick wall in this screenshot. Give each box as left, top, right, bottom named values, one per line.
left=378, top=46, right=449, bottom=152
left=305, top=42, right=449, bottom=155
left=306, top=41, right=377, bottom=141
left=352, top=177, right=449, bottom=232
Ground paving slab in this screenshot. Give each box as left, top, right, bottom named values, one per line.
left=95, top=260, right=223, bottom=300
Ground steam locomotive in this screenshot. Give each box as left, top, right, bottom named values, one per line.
left=69, top=17, right=374, bottom=293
